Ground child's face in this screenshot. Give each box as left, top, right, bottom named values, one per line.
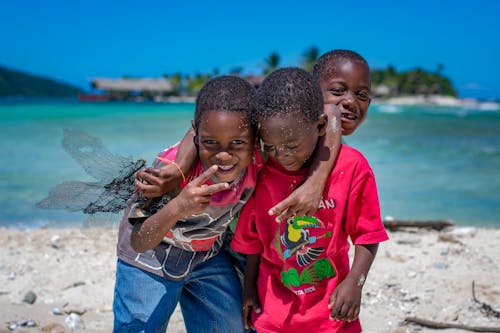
left=195, top=110, right=255, bottom=183
left=319, top=60, right=371, bottom=136
left=257, top=113, right=326, bottom=172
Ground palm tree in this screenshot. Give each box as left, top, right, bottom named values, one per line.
left=301, top=46, right=320, bottom=72
left=263, top=52, right=281, bottom=75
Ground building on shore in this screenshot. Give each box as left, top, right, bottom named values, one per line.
left=88, top=77, right=175, bottom=102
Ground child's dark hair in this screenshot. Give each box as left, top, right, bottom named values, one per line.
left=195, top=75, right=256, bottom=129
left=312, top=49, right=369, bottom=81
left=253, top=67, right=323, bottom=123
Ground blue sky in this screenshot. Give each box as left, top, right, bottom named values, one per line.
left=1, top=0, right=499, bottom=99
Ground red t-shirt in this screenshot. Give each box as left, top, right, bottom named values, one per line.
left=231, top=145, right=388, bottom=332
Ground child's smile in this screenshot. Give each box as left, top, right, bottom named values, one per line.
left=196, top=110, right=255, bottom=183
left=320, top=60, right=371, bottom=136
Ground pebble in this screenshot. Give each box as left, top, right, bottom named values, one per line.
left=22, top=290, right=37, bottom=304
left=64, top=313, right=85, bottom=330
left=63, top=302, right=87, bottom=315
left=396, top=238, right=421, bottom=245
left=447, top=227, right=477, bottom=238
left=434, top=262, right=447, bottom=269
left=50, top=235, right=61, bottom=249
left=7, top=319, right=37, bottom=330
left=51, top=307, right=64, bottom=315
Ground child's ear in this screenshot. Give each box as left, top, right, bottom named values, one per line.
left=317, top=113, right=328, bottom=137
left=191, top=120, right=199, bottom=147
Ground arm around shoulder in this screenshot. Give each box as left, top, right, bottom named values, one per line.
left=269, top=105, right=342, bottom=221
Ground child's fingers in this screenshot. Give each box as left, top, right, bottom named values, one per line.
left=330, top=303, right=348, bottom=321
left=268, top=196, right=293, bottom=218
left=190, top=165, right=219, bottom=186
left=143, top=167, right=161, bottom=177
left=345, top=306, right=360, bottom=322
left=274, top=208, right=294, bottom=223
left=253, top=294, right=262, bottom=314
left=199, top=182, right=229, bottom=196
left=242, top=305, right=255, bottom=330
left=328, top=291, right=339, bottom=319
left=136, top=170, right=160, bottom=185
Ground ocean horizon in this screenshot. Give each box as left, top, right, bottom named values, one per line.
left=1, top=99, right=499, bottom=229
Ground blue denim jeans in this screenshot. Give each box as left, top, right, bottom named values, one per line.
left=113, top=248, right=244, bottom=333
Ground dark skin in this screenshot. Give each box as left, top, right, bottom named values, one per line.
left=241, top=113, right=379, bottom=327
left=136, top=106, right=341, bottom=221
left=131, top=165, right=228, bottom=253
left=242, top=253, right=261, bottom=330
left=137, top=58, right=370, bottom=211
left=136, top=128, right=197, bottom=197
left=319, top=59, right=371, bottom=136
left=132, top=109, right=255, bottom=253
left=328, top=243, right=378, bottom=322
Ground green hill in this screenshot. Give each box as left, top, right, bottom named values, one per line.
left=0, top=65, right=80, bottom=97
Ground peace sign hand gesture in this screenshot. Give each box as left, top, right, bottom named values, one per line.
left=172, top=165, right=229, bottom=218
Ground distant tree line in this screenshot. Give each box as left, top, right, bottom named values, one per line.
left=371, top=64, right=456, bottom=97
left=163, top=47, right=457, bottom=98
left=0, top=46, right=457, bottom=99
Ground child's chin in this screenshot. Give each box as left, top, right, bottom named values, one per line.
left=215, top=172, right=238, bottom=184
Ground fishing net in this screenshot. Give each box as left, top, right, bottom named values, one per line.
left=37, top=128, right=146, bottom=229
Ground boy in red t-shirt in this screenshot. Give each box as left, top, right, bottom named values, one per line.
left=231, top=68, right=388, bottom=332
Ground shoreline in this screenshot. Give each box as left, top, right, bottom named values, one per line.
left=372, top=94, right=500, bottom=109
left=1, top=226, right=499, bottom=332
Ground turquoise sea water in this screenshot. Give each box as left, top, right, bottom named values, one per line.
left=1, top=99, right=499, bottom=228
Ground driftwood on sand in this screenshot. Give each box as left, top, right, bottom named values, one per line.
left=383, top=219, right=454, bottom=231
left=404, top=282, right=500, bottom=332
left=473, top=281, right=500, bottom=319
left=404, top=317, right=500, bottom=332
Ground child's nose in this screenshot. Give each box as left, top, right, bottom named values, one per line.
left=215, top=151, right=232, bottom=161
left=274, top=147, right=292, bottom=158
left=340, top=92, right=356, bottom=108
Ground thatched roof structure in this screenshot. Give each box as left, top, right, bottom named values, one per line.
left=91, top=78, right=173, bottom=93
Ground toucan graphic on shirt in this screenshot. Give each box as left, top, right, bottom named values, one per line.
left=276, top=215, right=335, bottom=289
left=280, top=216, right=330, bottom=266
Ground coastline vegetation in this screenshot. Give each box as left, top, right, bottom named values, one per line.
left=0, top=46, right=457, bottom=101
left=0, top=66, right=79, bottom=97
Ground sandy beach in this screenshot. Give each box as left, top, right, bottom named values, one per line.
left=1, top=225, right=499, bottom=333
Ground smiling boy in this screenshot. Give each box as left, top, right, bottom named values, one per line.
left=113, top=76, right=262, bottom=332
left=313, top=49, right=371, bottom=136
left=231, top=68, right=388, bottom=332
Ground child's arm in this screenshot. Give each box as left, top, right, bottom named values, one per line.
left=130, top=165, right=228, bottom=253
left=136, top=128, right=198, bottom=197
left=328, top=243, right=379, bottom=322
left=242, top=253, right=261, bottom=330
left=269, top=104, right=341, bottom=221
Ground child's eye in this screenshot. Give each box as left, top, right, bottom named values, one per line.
left=356, top=91, right=370, bottom=101
left=202, top=139, right=217, bottom=145
left=232, top=139, right=244, bottom=145
left=330, top=88, right=345, bottom=96
left=263, top=144, right=276, bottom=153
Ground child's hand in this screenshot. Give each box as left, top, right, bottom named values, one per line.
left=135, top=164, right=184, bottom=198
left=242, top=285, right=261, bottom=330
left=328, top=277, right=361, bottom=322
left=172, top=165, right=228, bottom=217
left=268, top=182, right=322, bottom=222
